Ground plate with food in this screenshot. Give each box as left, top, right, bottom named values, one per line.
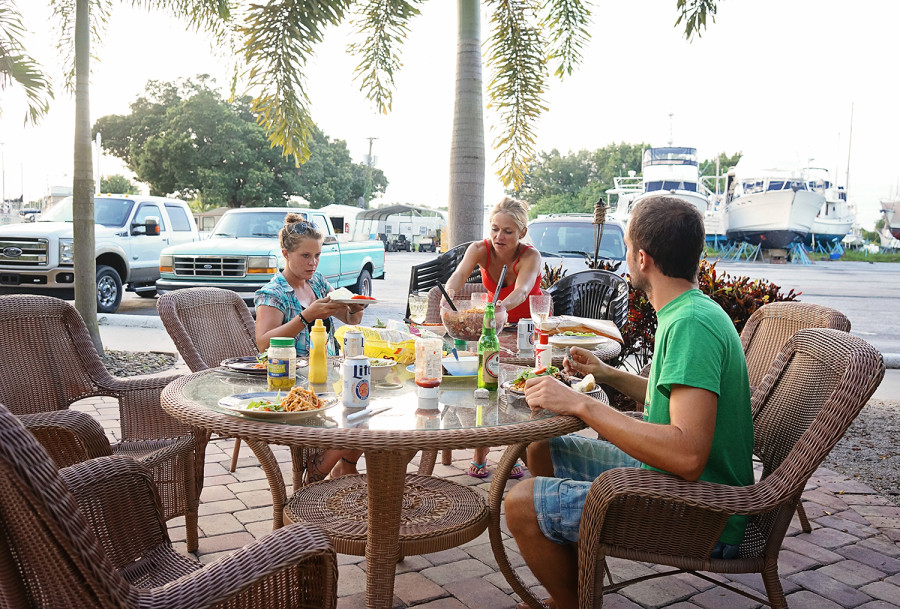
left=328, top=287, right=378, bottom=305
left=501, top=366, right=603, bottom=407
left=218, top=387, right=339, bottom=421
left=548, top=331, right=612, bottom=350
left=220, top=356, right=309, bottom=375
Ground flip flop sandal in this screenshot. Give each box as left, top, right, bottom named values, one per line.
left=467, top=461, right=490, bottom=478
left=509, top=461, right=526, bottom=479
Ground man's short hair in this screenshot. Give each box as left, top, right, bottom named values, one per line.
left=629, top=196, right=705, bottom=281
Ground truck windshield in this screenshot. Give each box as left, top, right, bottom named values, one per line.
left=38, top=196, right=136, bottom=228
left=529, top=222, right=626, bottom=260
left=212, top=211, right=303, bottom=238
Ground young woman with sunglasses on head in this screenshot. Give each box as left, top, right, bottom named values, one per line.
left=444, top=197, right=543, bottom=479
left=255, top=212, right=365, bottom=480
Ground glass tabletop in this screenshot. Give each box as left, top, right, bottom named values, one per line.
left=183, top=360, right=554, bottom=432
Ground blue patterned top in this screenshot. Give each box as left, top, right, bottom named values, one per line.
left=254, top=271, right=338, bottom=356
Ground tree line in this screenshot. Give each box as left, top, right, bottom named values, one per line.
left=93, top=76, right=388, bottom=209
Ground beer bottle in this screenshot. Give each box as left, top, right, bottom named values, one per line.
left=477, top=303, right=500, bottom=391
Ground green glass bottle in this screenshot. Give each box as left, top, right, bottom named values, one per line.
left=477, top=303, right=500, bottom=391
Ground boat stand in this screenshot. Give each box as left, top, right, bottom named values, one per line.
left=789, top=243, right=813, bottom=265
left=722, top=242, right=763, bottom=262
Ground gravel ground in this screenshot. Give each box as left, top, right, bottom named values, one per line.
left=102, top=350, right=177, bottom=378
left=102, top=351, right=898, bottom=504
left=823, top=399, right=900, bottom=505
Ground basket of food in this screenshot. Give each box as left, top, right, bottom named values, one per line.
left=440, top=299, right=509, bottom=342
left=501, top=366, right=603, bottom=409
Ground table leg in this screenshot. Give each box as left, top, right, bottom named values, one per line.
left=489, top=443, right=551, bottom=609
left=244, top=438, right=287, bottom=529
left=364, top=449, right=415, bottom=609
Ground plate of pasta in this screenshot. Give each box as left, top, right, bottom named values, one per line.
left=218, top=387, right=339, bottom=421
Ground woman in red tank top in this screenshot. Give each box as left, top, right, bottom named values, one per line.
left=444, top=197, right=543, bottom=479
left=445, top=198, right=543, bottom=323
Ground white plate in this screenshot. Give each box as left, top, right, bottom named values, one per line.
left=548, top=334, right=611, bottom=349
left=218, top=391, right=339, bottom=421
left=329, top=297, right=378, bottom=306
left=220, top=356, right=308, bottom=375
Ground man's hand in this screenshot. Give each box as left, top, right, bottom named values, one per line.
left=523, top=375, right=586, bottom=417
left=564, top=346, right=613, bottom=382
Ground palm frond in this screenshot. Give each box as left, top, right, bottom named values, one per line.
left=674, top=0, right=718, bottom=41
left=238, top=0, right=351, bottom=163
left=0, top=0, right=54, bottom=124
left=348, top=0, right=420, bottom=114
left=486, top=0, right=548, bottom=190
left=539, top=0, right=592, bottom=78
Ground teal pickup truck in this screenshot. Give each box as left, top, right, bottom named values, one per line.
left=156, top=207, right=384, bottom=301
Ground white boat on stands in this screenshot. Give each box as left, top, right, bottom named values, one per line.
left=724, top=158, right=824, bottom=249
left=881, top=199, right=900, bottom=240
left=804, top=168, right=856, bottom=246
left=605, top=147, right=710, bottom=225
left=704, top=194, right=726, bottom=246
left=631, top=147, right=710, bottom=216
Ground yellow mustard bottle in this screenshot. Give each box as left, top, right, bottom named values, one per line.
left=308, top=319, right=328, bottom=384
left=267, top=337, right=296, bottom=391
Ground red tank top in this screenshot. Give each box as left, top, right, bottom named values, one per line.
left=479, top=240, right=543, bottom=323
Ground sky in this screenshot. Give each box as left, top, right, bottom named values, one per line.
left=1, top=0, right=898, bottom=229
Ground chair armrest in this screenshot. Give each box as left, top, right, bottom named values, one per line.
left=60, top=455, right=170, bottom=570
left=580, top=467, right=787, bottom=559
left=18, top=410, right=113, bottom=467
left=137, top=523, right=337, bottom=609
left=98, top=374, right=192, bottom=441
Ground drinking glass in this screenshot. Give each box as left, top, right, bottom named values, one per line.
left=414, top=337, right=443, bottom=397
left=529, top=294, right=552, bottom=330
left=408, top=292, right=429, bottom=325
left=470, top=291, right=490, bottom=310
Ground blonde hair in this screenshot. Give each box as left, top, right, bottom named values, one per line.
left=280, top=212, right=323, bottom=251
left=489, top=197, right=530, bottom=232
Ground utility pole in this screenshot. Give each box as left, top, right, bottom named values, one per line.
left=363, top=136, right=378, bottom=208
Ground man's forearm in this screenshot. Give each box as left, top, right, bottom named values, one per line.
left=594, top=364, right=648, bottom=404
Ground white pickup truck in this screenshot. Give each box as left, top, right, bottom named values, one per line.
left=0, top=194, right=200, bottom=312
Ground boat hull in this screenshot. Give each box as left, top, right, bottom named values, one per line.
left=725, top=189, right=824, bottom=249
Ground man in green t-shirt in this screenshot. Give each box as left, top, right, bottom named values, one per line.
left=505, top=196, right=754, bottom=609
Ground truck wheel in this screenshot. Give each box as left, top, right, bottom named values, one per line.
left=96, top=265, right=123, bottom=313
left=354, top=269, right=373, bottom=297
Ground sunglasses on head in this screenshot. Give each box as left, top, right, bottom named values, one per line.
left=290, top=221, right=312, bottom=235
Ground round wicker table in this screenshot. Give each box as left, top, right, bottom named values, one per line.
left=162, top=364, right=587, bottom=609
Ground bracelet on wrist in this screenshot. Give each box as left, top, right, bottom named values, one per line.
left=298, top=312, right=310, bottom=327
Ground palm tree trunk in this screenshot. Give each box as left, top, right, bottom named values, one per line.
left=448, top=0, right=485, bottom=247
left=73, top=0, right=102, bottom=354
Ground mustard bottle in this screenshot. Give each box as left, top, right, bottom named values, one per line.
left=309, top=319, right=328, bottom=384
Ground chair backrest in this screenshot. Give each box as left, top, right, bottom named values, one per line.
left=406, top=241, right=479, bottom=319
left=546, top=269, right=629, bottom=328
left=741, top=302, right=851, bottom=388
left=741, top=328, right=883, bottom=557
left=0, top=295, right=111, bottom=415
left=0, top=404, right=130, bottom=607
left=157, top=288, right=258, bottom=372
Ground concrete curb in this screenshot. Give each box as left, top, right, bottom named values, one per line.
left=883, top=353, right=900, bottom=369
left=97, top=313, right=163, bottom=329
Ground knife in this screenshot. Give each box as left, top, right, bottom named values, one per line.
left=346, top=406, right=392, bottom=422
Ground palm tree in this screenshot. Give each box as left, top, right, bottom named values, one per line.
left=0, top=0, right=52, bottom=125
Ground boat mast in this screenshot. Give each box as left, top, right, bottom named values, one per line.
left=845, top=102, right=854, bottom=196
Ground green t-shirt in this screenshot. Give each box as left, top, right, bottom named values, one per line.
left=643, top=289, right=754, bottom=545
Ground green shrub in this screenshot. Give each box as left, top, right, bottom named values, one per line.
left=613, top=259, right=800, bottom=373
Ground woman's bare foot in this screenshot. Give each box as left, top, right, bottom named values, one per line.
left=330, top=455, right=360, bottom=478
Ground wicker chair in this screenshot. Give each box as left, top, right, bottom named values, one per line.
left=741, top=301, right=851, bottom=389
left=547, top=269, right=629, bottom=328
left=0, top=294, right=200, bottom=553
left=0, top=403, right=337, bottom=609
left=740, top=301, right=852, bottom=533
left=157, top=288, right=258, bottom=473
left=567, top=328, right=884, bottom=609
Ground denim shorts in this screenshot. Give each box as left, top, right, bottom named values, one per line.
left=533, top=434, right=640, bottom=545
